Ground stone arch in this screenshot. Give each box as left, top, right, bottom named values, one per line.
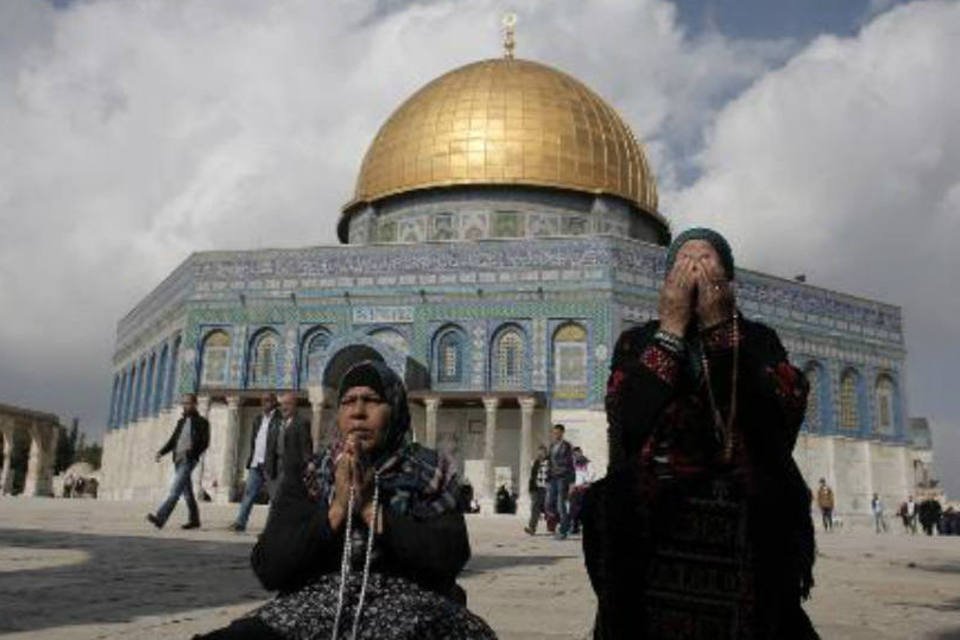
left=300, top=326, right=333, bottom=387
left=367, top=327, right=410, bottom=354
left=152, top=344, right=168, bottom=415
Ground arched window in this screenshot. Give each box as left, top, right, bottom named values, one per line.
left=493, top=327, right=525, bottom=389
left=153, top=346, right=168, bottom=415
left=435, top=327, right=466, bottom=384
left=369, top=328, right=409, bottom=354
left=109, top=375, right=121, bottom=429
left=301, top=329, right=331, bottom=385
left=166, top=336, right=181, bottom=405
left=200, top=330, right=231, bottom=387
left=142, top=354, right=156, bottom=419
left=247, top=329, right=280, bottom=388
left=132, top=359, right=146, bottom=422
left=121, top=368, right=133, bottom=426
left=839, top=369, right=860, bottom=431
left=553, top=323, right=588, bottom=387
left=803, top=362, right=822, bottom=432
left=875, top=375, right=895, bottom=435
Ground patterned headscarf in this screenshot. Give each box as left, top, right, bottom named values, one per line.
left=305, top=360, right=459, bottom=519
left=665, top=227, right=735, bottom=281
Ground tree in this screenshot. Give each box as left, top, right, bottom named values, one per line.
left=54, top=419, right=79, bottom=473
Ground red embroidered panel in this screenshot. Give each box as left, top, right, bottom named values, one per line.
left=640, top=344, right=680, bottom=385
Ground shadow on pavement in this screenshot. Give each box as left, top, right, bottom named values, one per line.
left=465, top=554, right=577, bottom=573
left=0, top=528, right=265, bottom=633
left=0, top=529, right=571, bottom=633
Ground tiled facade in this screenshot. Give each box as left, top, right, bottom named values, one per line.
left=101, top=226, right=923, bottom=513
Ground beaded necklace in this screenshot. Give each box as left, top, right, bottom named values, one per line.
left=699, top=315, right=740, bottom=463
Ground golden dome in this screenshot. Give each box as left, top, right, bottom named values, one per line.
left=344, top=58, right=658, bottom=215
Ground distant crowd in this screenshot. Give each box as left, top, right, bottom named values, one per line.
left=815, top=479, right=957, bottom=535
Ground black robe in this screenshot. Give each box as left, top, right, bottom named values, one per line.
left=582, top=316, right=818, bottom=639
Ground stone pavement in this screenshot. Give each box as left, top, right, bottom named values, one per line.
left=0, top=498, right=958, bottom=639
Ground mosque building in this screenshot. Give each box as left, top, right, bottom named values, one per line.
left=99, top=36, right=936, bottom=513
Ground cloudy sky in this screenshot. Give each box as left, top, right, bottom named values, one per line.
left=1, top=0, right=957, bottom=494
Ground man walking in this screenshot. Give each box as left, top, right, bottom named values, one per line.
left=546, top=424, right=575, bottom=540
left=816, top=478, right=835, bottom=532
left=871, top=492, right=887, bottom=533
left=524, top=445, right=549, bottom=535
left=147, top=394, right=210, bottom=529
left=229, top=393, right=282, bottom=532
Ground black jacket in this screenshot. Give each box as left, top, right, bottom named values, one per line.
left=278, top=415, right=313, bottom=478
left=251, top=456, right=471, bottom=601
left=245, top=411, right=284, bottom=479
left=158, top=413, right=210, bottom=464
left=528, top=457, right=547, bottom=493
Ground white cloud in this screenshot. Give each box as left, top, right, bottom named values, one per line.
left=0, top=0, right=783, bottom=431
left=668, top=0, right=960, bottom=494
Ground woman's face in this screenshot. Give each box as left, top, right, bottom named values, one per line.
left=676, top=239, right=723, bottom=280
left=337, top=385, right=391, bottom=453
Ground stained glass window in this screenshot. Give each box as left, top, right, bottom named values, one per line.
left=876, top=375, right=895, bottom=434
left=201, top=330, right=231, bottom=387
left=803, top=362, right=821, bottom=431
left=554, top=323, right=588, bottom=386
left=437, top=330, right=464, bottom=383
left=495, top=329, right=524, bottom=388
left=840, top=370, right=859, bottom=430
left=248, top=331, right=279, bottom=388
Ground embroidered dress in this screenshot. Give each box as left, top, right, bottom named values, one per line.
left=583, top=317, right=817, bottom=640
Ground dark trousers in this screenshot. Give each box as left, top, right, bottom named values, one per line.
left=155, top=459, right=199, bottom=526
left=528, top=487, right=546, bottom=532
left=820, top=507, right=833, bottom=531
left=548, top=477, right=572, bottom=536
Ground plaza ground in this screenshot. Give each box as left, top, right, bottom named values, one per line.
left=0, top=498, right=958, bottom=639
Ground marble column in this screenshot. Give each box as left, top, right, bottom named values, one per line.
left=0, top=419, right=15, bottom=495
left=196, top=395, right=212, bottom=496
left=424, top=396, right=441, bottom=449
left=219, top=395, right=241, bottom=503
left=518, top=396, right=536, bottom=517
left=481, top=396, right=499, bottom=509
left=308, top=386, right=326, bottom=455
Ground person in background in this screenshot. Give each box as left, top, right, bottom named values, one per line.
left=816, top=478, right=835, bottom=532
left=567, top=447, right=595, bottom=536
left=546, top=424, right=575, bottom=540
left=147, top=394, right=210, bottom=530
left=524, top=445, right=550, bottom=535
left=230, top=393, right=283, bottom=533
left=275, top=392, right=313, bottom=496
left=871, top=492, right=887, bottom=533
